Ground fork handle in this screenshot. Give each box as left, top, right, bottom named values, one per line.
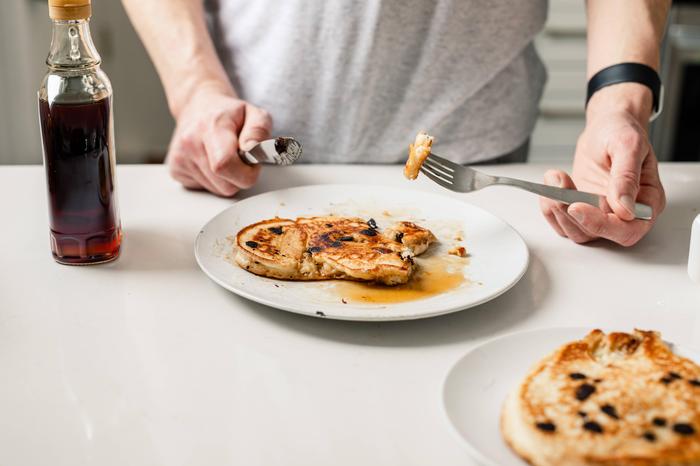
left=494, top=176, right=653, bottom=220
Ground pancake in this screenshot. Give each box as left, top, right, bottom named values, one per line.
left=501, top=329, right=700, bottom=466
left=383, top=221, right=437, bottom=255
left=235, top=216, right=436, bottom=285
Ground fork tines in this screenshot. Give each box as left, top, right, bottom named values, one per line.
left=420, top=154, right=455, bottom=188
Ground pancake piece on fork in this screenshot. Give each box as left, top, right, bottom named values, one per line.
left=404, top=131, right=434, bottom=180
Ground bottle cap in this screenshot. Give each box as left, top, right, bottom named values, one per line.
left=48, top=0, right=91, bottom=20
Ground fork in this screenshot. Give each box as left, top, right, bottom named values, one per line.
left=419, top=153, right=653, bottom=220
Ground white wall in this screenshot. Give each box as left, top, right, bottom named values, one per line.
left=531, top=0, right=588, bottom=163
left=0, top=0, right=42, bottom=165
left=0, top=0, right=173, bottom=165
left=1, top=0, right=588, bottom=165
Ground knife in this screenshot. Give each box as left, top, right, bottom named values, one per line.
left=238, top=137, right=303, bottom=166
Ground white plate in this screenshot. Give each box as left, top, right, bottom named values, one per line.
left=194, top=184, right=528, bottom=321
left=442, top=327, right=700, bottom=466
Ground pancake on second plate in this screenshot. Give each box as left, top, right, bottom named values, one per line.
left=501, top=329, right=700, bottom=466
left=235, top=216, right=436, bottom=285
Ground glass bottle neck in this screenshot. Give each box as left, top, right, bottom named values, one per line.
left=47, top=19, right=101, bottom=70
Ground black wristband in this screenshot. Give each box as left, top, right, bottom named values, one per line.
left=586, top=63, right=662, bottom=119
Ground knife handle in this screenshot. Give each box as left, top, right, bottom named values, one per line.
left=237, top=137, right=302, bottom=166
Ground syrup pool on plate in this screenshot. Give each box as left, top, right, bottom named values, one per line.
left=332, top=255, right=469, bottom=304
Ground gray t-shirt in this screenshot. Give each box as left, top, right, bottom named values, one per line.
left=207, top=0, right=547, bottom=163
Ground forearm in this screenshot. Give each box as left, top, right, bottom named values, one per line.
left=586, top=0, right=670, bottom=122
left=121, top=0, right=235, bottom=117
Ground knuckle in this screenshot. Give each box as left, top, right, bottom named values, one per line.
left=170, top=169, right=189, bottom=186
left=220, top=184, right=239, bottom=197
left=619, top=233, right=640, bottom=247
left=181, top=178, right=199, bottom=190
left=247, top=125, right=270, bottom=137
left=169, top=167, right=182, bottom=182
left=546, top=218, right=566, bottom=237
left=211, top=111, right=235, bottom=129
left=237, top=177, right=255, bottom=190
left=619, top=169, right=638, bottom=180
left=167, top=153, right=185, bottom=173
left=539, top=198, right=553, bottom=213
left=211, top=158, right=230, bottom=176
left=571, top=235, right=589, bottom=245
left=586, top=220, right=605, bottom=237
left=258, top=109, right=273, bottom=126
left=616, top=129, right=644, bottom=153
left=246, top=104, right=272, bottom=125
left=237, top=171, right=259, bottom=189
left=178, top=132, right=198, bottom=152
left=166, top=149, right=180, bottom=165
left=616, top=171, right=639, bottom=188
left=168, top=161, right=178, bottom=177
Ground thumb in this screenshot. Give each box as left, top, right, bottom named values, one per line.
left=607, top=132, right=647, bottom=221
left=239, top=105, right=272, bottom=151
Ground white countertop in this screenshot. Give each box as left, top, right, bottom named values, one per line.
left=1, top=164, right=699, bottom=466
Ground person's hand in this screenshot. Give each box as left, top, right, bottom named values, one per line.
left=166, top=86, right=272, bottom=197
left=540, top=84, right=666, bottom=246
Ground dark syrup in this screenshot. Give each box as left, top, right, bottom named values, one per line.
left=39, top=97, right=121, bottom=264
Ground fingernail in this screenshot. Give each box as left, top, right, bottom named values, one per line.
left=620, top=195, right=635, bottom=214
left=569, top=208, right=585, bottom=224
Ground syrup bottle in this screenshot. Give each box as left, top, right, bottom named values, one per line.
left=39, top=0, right=122, bottom=265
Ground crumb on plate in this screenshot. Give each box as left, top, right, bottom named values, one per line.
left=448, top=246, right=468, bottom=258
